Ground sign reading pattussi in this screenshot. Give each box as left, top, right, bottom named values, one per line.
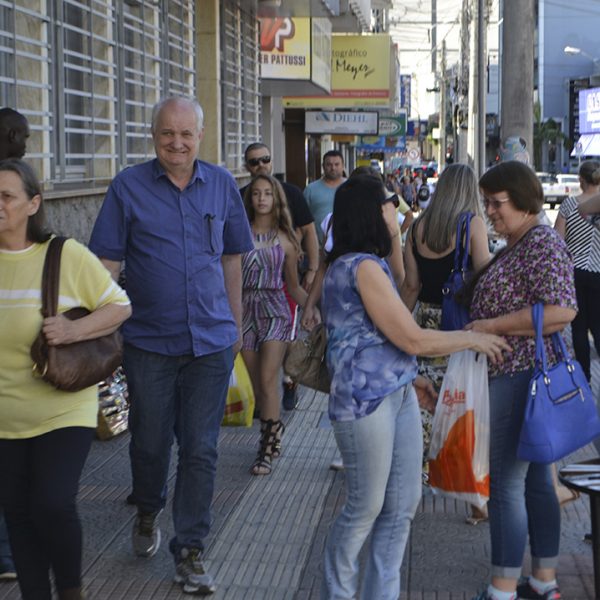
left=305, top=111, right=379, bottom=135
left=283, top=34, right=392, bottom=108
left=259, top=17, right=330, bottom=92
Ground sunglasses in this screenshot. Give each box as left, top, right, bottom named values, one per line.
left=482, top=195, right=510, bottom=210
left=247, top=155, right=271, bottom=167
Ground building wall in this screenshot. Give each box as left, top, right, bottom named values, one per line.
left=2, top=0, right=263, bottom=242
left=539, top=0, right=600, bottom=121
left=44, top=192, right=106, bottom=244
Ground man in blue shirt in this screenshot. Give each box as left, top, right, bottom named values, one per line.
left=89, top=96, right=253, bottom=595
left=303, top=150, right=347, bottom=244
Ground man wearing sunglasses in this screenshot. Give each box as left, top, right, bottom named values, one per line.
left=240, top=143, right=319, bottom=292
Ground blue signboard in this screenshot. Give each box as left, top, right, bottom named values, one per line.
left=400, top=74, right=411, bottom=115
left=355, top=135, right=406, bottom=151
left=579, top=87, right=600, bottom=134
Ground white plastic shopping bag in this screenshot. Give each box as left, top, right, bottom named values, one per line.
left=428, top=350, right=490, bottom=507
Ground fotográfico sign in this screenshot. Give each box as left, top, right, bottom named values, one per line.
left=283, top=34, right=392, bottom=108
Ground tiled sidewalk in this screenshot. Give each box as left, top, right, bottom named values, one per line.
left=1, top=360, right=598, bottom=599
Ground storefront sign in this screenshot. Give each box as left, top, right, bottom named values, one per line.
left=260, top=17, right=331, bottom=92
left=355, top=135, right=406, bottom=151
left=283, top=34, right=392, bottom=108
left=305, top=111, right=378, bottom=135
left=580, top=87, right=600, bottom=133
left=378, top=113, right=407, bottom=137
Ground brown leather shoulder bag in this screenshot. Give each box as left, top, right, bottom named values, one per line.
left=30, top=237, right=123, bottom=392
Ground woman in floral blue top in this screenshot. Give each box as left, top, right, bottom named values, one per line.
left=466, top=162, right=577, bottom=600
left=320, top=175, right=510, bottom=600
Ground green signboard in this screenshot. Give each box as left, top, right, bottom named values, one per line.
left=378, top=112, right=407, bottom=137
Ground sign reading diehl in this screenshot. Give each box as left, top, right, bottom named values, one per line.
left=305, top=111, right=379, bottom=135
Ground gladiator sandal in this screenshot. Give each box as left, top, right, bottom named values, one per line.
left=271, top=419, right=285, bottom=459
left=250, top=419, right=284, bottom=476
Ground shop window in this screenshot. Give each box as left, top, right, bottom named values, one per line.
left=220, top=0, right=261, bottom=173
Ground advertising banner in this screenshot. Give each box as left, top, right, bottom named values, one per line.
left=260, top=18, right=311, bottom=80
left=378, top=112, right=407, bottom=137
left=305, top=111, right=379, bottom=135
left=260, top=17, right=331, bottom=91
left=355, top=135, right=406, bottom=151
left=283, top=34, right=391, bottom=108
left=579, top=87, right=600, bottom=134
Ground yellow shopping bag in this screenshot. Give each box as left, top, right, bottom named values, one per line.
left=222, top=354, right=255, bottom=427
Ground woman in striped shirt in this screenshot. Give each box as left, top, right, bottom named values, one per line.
left=554, top=160, right=600, bottom=381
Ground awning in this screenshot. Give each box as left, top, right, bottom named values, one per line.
left=571, top=133, right=600, bottom=157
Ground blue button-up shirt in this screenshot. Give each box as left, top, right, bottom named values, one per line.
left=89, top=159, right=253, bottom=357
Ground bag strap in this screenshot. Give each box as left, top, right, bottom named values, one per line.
left=532, top=302, right=547, bottom=373
left=453, top=212, right=474, bottom=273
left=40, top=236, right=68, bottom=318
left=532, top=301, right=573, bottom=373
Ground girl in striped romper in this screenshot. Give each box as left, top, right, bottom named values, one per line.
left=242, top=174, right=307, bottom=475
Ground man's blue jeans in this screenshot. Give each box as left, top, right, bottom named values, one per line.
left=0, top=509, right=14, bottom=572
left=123, top=344, right=233, bottom=555
left=488, top=370, right=560, bottom=579
left=321, top=385, right=422, bottom=600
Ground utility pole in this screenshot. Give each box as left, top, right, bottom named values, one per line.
left=500, top=0, right=534, bottom=157
left=477, top=0, right=486, bottom=175
left=431, top=0, right=437, bottom=73
left=439, top=40, right=447, bottom=170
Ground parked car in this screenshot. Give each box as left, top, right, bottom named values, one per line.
left=540, top=173, right=581, bottom=209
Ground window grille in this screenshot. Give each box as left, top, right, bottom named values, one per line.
left=220, top=0, right=261, bottom=173
left=0, top=0, right=195, bottom=187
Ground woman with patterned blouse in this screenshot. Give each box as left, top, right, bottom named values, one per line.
left=465, top=162, right=577, bottom=600
left=319, top=175, right=510, bottom=600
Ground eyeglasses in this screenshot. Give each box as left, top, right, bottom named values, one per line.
left=482, top=195, right=511, bottom=210
left=247, top=155, right=271, bottom=167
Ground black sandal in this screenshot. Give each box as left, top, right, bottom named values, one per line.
left=250, top=419, right=284, bottom=476
left=271, top=420, right=285, bottom=459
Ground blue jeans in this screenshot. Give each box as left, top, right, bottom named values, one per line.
left=321, top=385, right=422, bottom=600
left=124, top=344, right=233, bottom=555
left=488, top=370, right=560, bottom=579
left=0, top=510, right=14, bottom=572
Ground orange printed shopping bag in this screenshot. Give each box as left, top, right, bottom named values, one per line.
left=428, top=350, right=490, bottom=507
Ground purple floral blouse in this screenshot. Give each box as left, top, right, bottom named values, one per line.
left=470, top=225, right=577, bottom=377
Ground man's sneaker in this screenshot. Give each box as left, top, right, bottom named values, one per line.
left=517, top=580, right=562, bottom=600
left=282, top=381, right=298, bottom=411
left=132, top=509, right=162, bottom=557
left=0, top=564, right=16, bottom=581
left=174, top=547, right=216, bottom=595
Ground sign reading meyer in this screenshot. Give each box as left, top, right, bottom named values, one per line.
left=283, top=34, right=391, bottom=108
left=305, top=111, right=378, bottom=135
left=580, top=87, right=600, bottom=134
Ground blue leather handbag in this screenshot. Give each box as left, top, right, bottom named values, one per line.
left=441, top=212, right=474, bottom=331
left=517, top=303, right=600, bottom=464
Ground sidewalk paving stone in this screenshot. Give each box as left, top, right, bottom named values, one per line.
left=1, top=354, right=598, bottom=599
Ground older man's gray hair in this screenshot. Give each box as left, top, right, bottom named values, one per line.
left=151, top=96, right=204, bottom=133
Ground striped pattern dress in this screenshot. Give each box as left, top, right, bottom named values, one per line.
left=559, top=196, right=600, bottom=272
left=241, top=231, right=293, bottom=350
